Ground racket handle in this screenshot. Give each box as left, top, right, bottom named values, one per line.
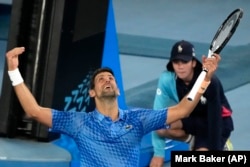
left=208, top=49, right=213, bottom=58
left=187, top=49, right=214, bottom=101
left=187, top=70, right=207, bottom=101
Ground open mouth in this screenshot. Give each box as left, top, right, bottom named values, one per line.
left=104, top=85, right=112, bottom=89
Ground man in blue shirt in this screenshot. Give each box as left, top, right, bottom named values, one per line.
left=6, top=47, right=220, bottom=167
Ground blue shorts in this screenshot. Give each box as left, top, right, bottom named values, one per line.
left=181, top=116, right=233, bottom=150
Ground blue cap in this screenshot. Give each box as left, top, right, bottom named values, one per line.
left=167, top=40, right=202, bottom=71
left=170, top=40, right=195, bottom=61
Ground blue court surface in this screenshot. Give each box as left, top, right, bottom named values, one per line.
left=0, top=0, right=250, bottom=167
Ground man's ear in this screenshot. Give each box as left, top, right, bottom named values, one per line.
left=89, top=89, right=95, bottom=98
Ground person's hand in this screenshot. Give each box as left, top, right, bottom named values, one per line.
left=150, top=156, right=164, bottom=167
left=6, top=47, right=25, bottom=71
left=202, top=53, right=221, bottom=81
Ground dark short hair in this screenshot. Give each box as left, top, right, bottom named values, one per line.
left=89, top=67, right=114, bottom=89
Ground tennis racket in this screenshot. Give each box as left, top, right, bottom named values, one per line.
left=187, top=8, right=244, bottom=101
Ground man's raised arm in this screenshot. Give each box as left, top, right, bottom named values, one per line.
left=6, top=47, right=52, bottom=127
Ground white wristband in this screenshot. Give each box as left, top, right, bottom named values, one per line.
left=8, top=68, right=24, bottom=86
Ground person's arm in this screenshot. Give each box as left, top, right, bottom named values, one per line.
left=206, top=76, right=223, bottom=150
left=150, top=72, right=179, bottom=167
left=151, top=73, right=172, bottom=160
left=6, top=47, right=52, bottom=127
left=152, top=72, right=178, bottom=156
left=166, top=54, right=221, bottom=125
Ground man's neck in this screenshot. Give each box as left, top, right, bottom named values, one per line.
left=95, top=98, right=119, bottom=121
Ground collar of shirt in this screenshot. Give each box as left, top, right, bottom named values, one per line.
left=92, top=108, right=126, bottom=123
left=90, top=109, right=133, bottom=139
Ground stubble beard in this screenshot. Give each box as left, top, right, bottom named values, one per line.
left=100, top=91, right=117, bottom=101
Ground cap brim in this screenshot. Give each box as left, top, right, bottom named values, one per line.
left=166, top=56, right=202, bottom=72
left=170, top=54, right=193, bottom=62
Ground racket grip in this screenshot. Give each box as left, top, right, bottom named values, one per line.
left=208, top=49, right=213, bottom=58
left=187, top=71, right=207, bottom=101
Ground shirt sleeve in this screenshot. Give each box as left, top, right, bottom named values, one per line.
left=133, top=108, right=168, bottom=134
left=152, top=72, right=178, bottom=157
left=152, top=131, right=166, bottom=157
left=205, top=75, right=223, bottom=150
left=153, top=72, right=179, bottom=108
left=51, top=109, right=83, bottom=138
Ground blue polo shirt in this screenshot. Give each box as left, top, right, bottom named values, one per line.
left=51, top=108, right=168, bottom=167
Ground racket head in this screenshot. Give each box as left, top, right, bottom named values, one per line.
left=210, top=8, right=243, bottom=54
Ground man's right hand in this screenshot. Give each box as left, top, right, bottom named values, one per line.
left=6, top=47, right=25, bottom=71
left=150, top=156, right=164, bottom=167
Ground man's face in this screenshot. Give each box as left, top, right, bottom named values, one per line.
left=89, top=72, right=119, bottom=98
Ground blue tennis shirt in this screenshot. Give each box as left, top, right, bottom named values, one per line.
left=51, top=108, right=168, bottom=167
